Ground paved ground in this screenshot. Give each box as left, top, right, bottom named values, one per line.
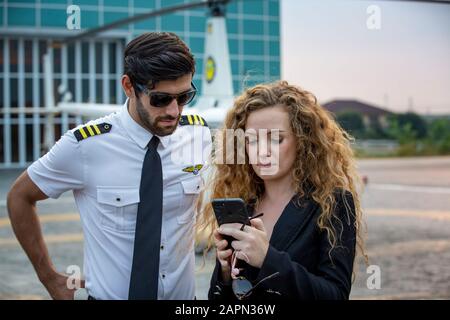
left=1, top=156, right=449, bottom=300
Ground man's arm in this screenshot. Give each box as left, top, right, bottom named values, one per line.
left=7, top=171, right=84, bottom=299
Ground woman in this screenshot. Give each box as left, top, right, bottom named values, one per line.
left=197, top=81, right=367, bottom=300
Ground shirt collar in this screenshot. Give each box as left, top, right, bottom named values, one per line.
left=120, top=99, right=170, bottom=149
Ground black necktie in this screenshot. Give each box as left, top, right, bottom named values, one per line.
left=129, top=136, right=163, bottom=300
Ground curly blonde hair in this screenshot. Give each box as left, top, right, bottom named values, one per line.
left=196, top=80, right=368, bottom=268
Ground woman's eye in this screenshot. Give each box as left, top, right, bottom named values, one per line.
left=271, top=138, right=283, bottom=144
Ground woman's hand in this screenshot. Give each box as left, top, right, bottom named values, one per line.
left=218, top=218, right=269, bottom=269
left=213, top=229, right=233, bottom=284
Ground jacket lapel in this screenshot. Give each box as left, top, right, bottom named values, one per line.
left=269, top=196, right=318, bottom=251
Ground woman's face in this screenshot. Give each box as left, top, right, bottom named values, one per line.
left=245, top=105, right=297, bottom=182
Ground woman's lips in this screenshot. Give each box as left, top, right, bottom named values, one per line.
left=256, top=163, right=272, bottom=167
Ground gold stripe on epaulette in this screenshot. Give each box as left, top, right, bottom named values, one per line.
left=93, top=124, right=101, bottom=135
left=86, top=125, right=95, bottom=136
left=79, top=127, right=88, bottom=139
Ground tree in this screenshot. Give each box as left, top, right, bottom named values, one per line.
left=427, top=118, right=450, bottom=154
left=394, top=112, right=428, bottom=139
left=336, top=111, right=365, bottom=138
left=388, top=119, right=417, bottom=145
left=365, top=117, right=389, bottom=139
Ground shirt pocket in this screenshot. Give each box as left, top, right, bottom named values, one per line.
left=97, top=187, right=140, bottom=233
left=177, top=177, right=202, bottom=224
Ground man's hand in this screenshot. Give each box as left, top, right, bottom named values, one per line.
left=42, top=271, right=85, bottom=300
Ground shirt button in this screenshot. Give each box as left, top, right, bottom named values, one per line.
left=116, top=197, right=121, bottom=202
left=162, top=274, right=166, bottom=279
left=160, top=245, right=164, bottom=250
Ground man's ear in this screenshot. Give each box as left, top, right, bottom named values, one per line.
left=121, top=75, right=136, bottom=98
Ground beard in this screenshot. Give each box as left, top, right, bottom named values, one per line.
left=135, top=97, right=179, bottom=136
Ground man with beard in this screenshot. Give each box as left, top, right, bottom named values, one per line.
left=7, top=32, right=211, bottom=300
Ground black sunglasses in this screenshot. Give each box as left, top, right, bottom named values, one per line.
left=229, top=213, right=281, bottom=300
left=231, top=268, right=280, bottom=300
left=135, top=82, right=197, bottom=108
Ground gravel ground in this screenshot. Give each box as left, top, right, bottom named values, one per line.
left=1, top=156, right=449, bottom=300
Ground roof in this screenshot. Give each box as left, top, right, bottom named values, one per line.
left=322, top=100, right=395, bottom=117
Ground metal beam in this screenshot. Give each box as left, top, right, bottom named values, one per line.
left=59, top=0, right=231, bottom=45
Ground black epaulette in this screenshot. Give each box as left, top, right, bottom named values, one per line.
left=179, top=115, right=208, bottom=127
left=73, top=123, right=112, bottom=142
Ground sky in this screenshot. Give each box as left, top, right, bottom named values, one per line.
left=281, top=0, right=450, bottom=115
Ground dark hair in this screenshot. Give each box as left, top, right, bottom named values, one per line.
left=124, top=32, right=195, bottom=92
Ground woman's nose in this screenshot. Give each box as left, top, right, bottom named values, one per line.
left=258, top=138, right=272, bottom=156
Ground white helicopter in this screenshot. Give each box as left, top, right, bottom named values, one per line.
left=49, top=0, right=234, bottom=135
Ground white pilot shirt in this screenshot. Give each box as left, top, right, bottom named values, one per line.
left=27, top=101, right=212, bottom=300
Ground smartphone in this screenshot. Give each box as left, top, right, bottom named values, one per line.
left=212, top=198, right=250, bottom=226
left=212, top=198, right=251, bottom=249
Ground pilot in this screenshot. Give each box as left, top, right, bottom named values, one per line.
left=7, top=32, right=212, bottom=300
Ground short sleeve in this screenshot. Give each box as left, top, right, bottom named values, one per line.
left=27, top=131, right=85, bottom=199
left=202, top=126, right=212, bottom=160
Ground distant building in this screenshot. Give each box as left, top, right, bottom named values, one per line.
left=323, top=99, right=395, bottom=129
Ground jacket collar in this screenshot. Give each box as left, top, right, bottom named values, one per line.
left=268, top=195, right=318, bottom=251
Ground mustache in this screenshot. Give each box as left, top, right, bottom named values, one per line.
left=156, top=115, right=179, bottom=122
